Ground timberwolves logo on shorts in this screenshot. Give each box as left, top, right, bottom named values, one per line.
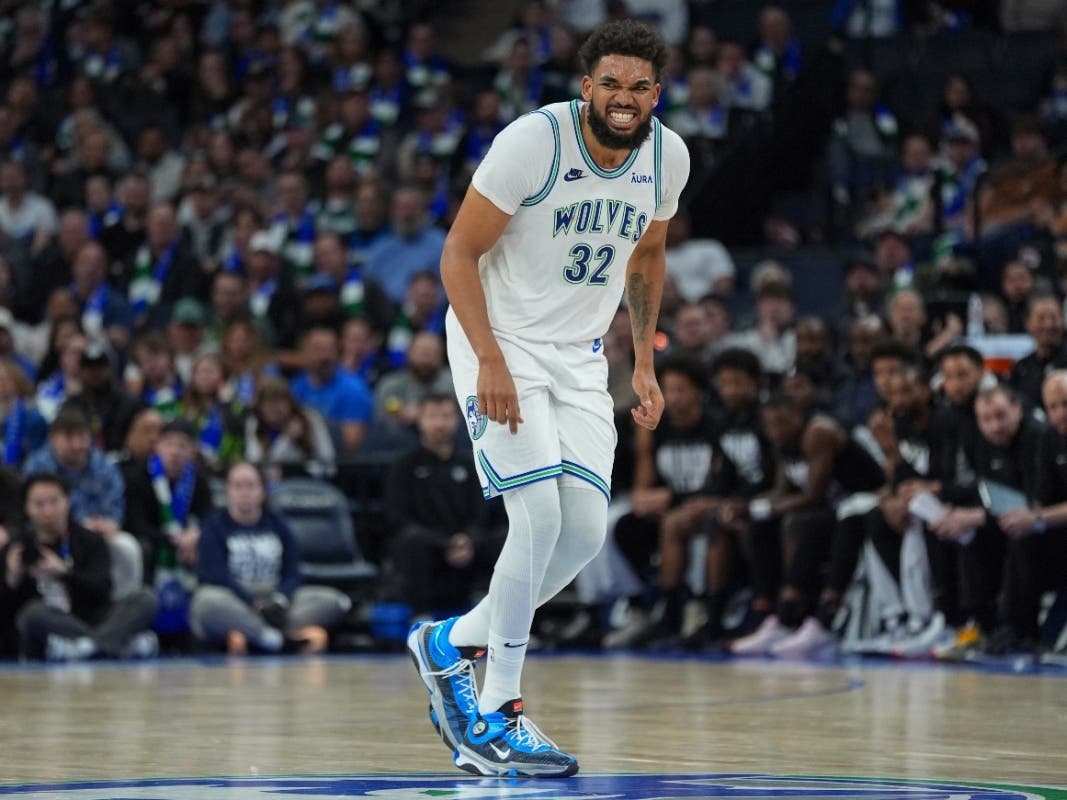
left=466, top=395, right=487, bottom=440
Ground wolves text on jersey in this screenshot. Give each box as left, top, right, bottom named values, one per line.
left=552, top=198, right=648, bottom=243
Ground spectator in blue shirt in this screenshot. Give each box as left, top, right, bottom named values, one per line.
left=291, top=326, right=373, bottom=453
left=22, top=402, right=125, bottom=535
left=364, top=186, right=445, bottom=303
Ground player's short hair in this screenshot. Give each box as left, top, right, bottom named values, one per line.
left=579, top=20, right=667, bottom=82
left=711, top=348, right=761, bottom=382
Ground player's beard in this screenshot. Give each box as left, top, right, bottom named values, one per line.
left=585, top=101, right=653, bottom=151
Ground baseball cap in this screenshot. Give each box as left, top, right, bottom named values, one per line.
left=172, top=298, right=207, bottom=327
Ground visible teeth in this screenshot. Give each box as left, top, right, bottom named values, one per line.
left=609, top=111, right=635, bottom=122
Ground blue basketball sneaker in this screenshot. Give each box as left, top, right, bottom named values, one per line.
left=407, top=617, right=484, bottom=750
left=454, top=698, right=579, bottom=778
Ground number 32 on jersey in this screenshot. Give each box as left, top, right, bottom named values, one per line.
left=563, top=243, right=616, bottom=286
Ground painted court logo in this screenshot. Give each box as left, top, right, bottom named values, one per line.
left=0, top=774, right=1061, bottom=799
left=465, top=395, right=487, bottom=440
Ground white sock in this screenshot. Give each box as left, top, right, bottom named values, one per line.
left=474, top=481, right=561, bottom=714
left=450, top=484, right=607, bottom=650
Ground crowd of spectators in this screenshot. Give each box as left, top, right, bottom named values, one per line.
left=1, top=0, right=1067, bottom=663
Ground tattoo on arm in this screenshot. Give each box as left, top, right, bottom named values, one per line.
left=628, top=272, right=652, bottom=343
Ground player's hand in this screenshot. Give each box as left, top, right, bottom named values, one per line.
left=998, top=508, right=1037, bottom=538
left=631, top=367, right=664, bottom=431
left=478, top=353, right=523, bottom=434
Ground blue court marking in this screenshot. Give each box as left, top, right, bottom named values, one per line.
left=0, top=773, right=1062, bottom=798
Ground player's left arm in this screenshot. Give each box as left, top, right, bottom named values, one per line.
left=626, top=218, right=669, bottom=431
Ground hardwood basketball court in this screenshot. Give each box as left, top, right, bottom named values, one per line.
left=0, top=654, right=1064, bottom=797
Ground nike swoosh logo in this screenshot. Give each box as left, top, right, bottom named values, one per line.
left=503, top=640, right=528, bottom=648
left=563, top=168, right=586, bottom=182
left=490, top=742, right=512, bottom=760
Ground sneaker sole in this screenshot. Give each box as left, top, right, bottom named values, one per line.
left=453, top=745, right=579, bottom=778
left=406, top=624, right=455, bottom=751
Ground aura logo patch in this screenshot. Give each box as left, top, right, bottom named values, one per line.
left=465, top=395, right=487, bottom=440
left=0, top=774, right=1061, bottom=799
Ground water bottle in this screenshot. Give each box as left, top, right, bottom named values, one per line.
left=966, top=293, right=984, bottom=339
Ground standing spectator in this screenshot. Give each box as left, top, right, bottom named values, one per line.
left=365, top=186, right=446, bottom=304
left=292, top=326, right=373, bottom=453
left=245, top=377, right=335, bottom=480
left=1009, top=295, right=1067, bottom=411
left=190, top=461, right=351, bottom=655
left=385, top=395, right=495, bottom=620
left=753, top=6, right=802, bottom=99
left=1, top=474, right=157, bottom=661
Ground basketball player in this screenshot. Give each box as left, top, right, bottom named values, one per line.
left=408, top=20, right=689, bottom=777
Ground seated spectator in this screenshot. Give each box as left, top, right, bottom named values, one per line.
left=190, top=461, right=351, bottom=654
left=69, top=240, right=131, bottom=354
left=124, top=203, right=205, bottom=329
left=1009, top=295, right=1067, bottom=410
left=36, top=330, right=87, bottom=423
left=717, top=40, right=771, bottom=113
left=22, top=209, right=90, bottom=326
left=291, top=326, right=373, bottom=453
left=729, top=393, right=886, bottom=656
left=929, top=384, right=1047, bottom=656
left=723, top=276, right=797, bottom=378
left=994, top=372, right=1067, bottom=652
left=753, top=5, right=802, bottom=98
left=179, top=353, right=246, bottom=474
left=349, top=181, right=391, bottom=268
left=856, top=134, right=936, bottom=239
left=374, top=332, right=453, bottom=430
left=0, top=474, right=157, bottom=661
left=126, top=330, right=184, bottom=418
left=311, top=232, right=392, bottom=330
left=976, top=116, right=1057, bottom=239
left=0, top=160, right=57, bottom=262
left=0, top=278, right=37, bottom=382
left=384, top=394, right=496, bottom=620
left=667, top=67, right=730, bottom=163
left=1000, top=259, right=1037, bottom=333
left=827, top=70, right=898, bottom=215
left=340, top=316, right=390, bottom=388
left=123, top=418, right=214, bottom=584
left=663, top=302, right=718, bottom=365
left=168, top=298, right=212, bottom=385
left=385, top=271, right=447, bottom=363
left=246, top=376, right=336, bottom=480
left=23, top=403, right=124, bottom=537
left=221, top=319, right=277, bottom=408
left=66, top=344, right=145, bottom=456
left=99, top=173, right=150, bottom=266
left=271, top=170, right=318, bottom=280
left=938, top=116, right=987, bottom=237
left=364, top=186, right=446, bottom=304
left=664, top=210, right=735, bottom=303
left=116, top=407, right=164, bottom=469
left=245, top=228, right=302, bottom=349
left=0, top=357, right=47, bottom=468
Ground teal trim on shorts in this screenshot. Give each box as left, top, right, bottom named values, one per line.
left=520, top=110, right=561, bottom=207
left=477, top=450, right=563, bottom=494
left=560, top=460, right=611, bottom=502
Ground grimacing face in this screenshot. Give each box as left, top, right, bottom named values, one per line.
left=582, top=54, right=660, bottom=151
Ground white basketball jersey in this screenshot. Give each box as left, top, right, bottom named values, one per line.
left=469, top=100, right=690, bottom=344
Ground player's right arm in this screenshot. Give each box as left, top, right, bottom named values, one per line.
left=441, top=186, right=522, bottom=433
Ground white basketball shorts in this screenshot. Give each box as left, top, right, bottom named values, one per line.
left=446, top=309, right=616, bottom=503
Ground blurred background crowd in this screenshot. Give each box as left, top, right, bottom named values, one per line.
left=1, top=0, right=1067, bottom=664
